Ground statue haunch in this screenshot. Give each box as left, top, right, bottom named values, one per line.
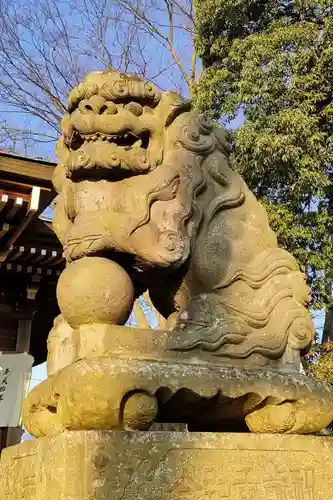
left=53, top=69, right=314, bottom=372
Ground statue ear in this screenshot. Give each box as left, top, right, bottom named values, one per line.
left=165, top=101, right=191, bottom=127
left=159, top=91, right=191, bottom=127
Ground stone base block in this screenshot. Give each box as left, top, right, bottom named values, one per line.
left=1, top=430, right=333, bottom=499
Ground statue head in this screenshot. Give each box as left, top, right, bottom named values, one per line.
left=55, top=69, right=190, bottom=184
left=53, top=69, right=231, bottom=271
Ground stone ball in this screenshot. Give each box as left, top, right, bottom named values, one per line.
left=57, top=257, right=134, bottom=328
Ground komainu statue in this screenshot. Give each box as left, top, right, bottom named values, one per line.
left=53, top=69, right=313, bottom=367
left=23, top=70, right=333, bottom=437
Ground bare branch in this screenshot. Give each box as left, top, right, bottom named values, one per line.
left=0, top=0, right=199, bottom=160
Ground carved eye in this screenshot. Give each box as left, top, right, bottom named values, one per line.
left=125, top=102, right=143, bottom=116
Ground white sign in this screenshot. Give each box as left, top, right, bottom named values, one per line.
left=0, top=353, right=34, bottom=427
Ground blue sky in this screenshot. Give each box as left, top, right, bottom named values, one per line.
left=1, top=0, right=197, bottom=159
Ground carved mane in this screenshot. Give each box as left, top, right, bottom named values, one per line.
left=162, top=111, right=314, bottom=361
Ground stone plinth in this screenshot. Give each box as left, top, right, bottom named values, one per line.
left=23, top=354, right=333, bottom=437
left=1, top=430, right=333, bottom=499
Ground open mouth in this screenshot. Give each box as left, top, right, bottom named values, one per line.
left=69, top=131, right=150, bottom=151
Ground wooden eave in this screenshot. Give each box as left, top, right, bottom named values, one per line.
left=0, top=151, right=54, bottom=185
left=0, top=152, right=64, bottom=267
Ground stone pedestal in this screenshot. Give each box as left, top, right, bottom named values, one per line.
left=1, top=430, right=333, bottom=499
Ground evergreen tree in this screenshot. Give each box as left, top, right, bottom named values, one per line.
left=194, top=0, right=333, bottom=312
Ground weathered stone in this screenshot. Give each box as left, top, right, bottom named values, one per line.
left=23, top=356, right=333, bottom=437
left=1, top=430, right=333, bottom=500
left=48, top=320, right=293, bottom=375
left=16, top=70, right=332, bottom=444
left=57, top=257, right=134, bottom=328
left=41, top=321, right=333, bottom=436
left=47, top=315, right=74, bottom=377
left=52, top=69, right=315, bottom=372
left=1, top=69, right=332, bottom=500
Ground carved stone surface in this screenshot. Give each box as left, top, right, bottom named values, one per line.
left=26, top=319, right=333, bottom=438
left=1, top=71, right=333, bottom=500
left=18, top=70, right=333, bottom=441
left=23, top=354, right=333, bottom=437
left=1, top=430, right=333, bottom=499
left=57, top=256, right=134, bottom=328
left=52, top=69, right=315, bottom=371
left=47, top=315, right=74, bottom=376
left=46, top=319, right=306, bottom=375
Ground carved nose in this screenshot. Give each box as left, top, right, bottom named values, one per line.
left=84, top=103, right=106, bottom=114
left=82, top=96, right=117, bottom=115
